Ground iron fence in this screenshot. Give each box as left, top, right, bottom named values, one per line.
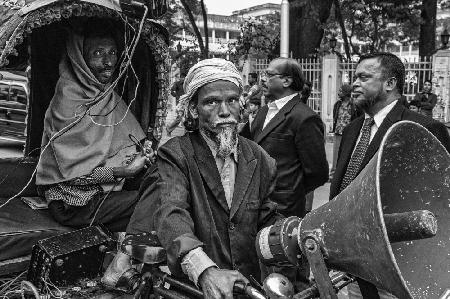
left=340, top=57, right=433, bottom=102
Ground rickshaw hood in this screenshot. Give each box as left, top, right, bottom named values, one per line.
left=19, top=0, right=122, bottom=15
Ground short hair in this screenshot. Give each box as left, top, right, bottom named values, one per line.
left=300, top=81, right=312, bottom=104
left=272, top=58, right=305, bottom=92
left=248, top=97, right=261, bottom=106
left=424, top=79, right=432, bottom=85
left=249, top=72, right=258, bottom=80
left=357, top=52, right=405, bottom=94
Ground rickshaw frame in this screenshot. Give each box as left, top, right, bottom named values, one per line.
left=0, top=0, right=170, bottom=277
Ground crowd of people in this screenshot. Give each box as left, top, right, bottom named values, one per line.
left=36, top=21, right=449, bottom=299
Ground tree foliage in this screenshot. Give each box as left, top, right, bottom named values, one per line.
left=158, top=0, right=209, bottom=59
left=229, top=13, right=280, bottom=62
left=325, top=0, right=443, bottom=58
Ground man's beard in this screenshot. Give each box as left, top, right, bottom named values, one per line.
left=203, top=119, right=238, bottom=159
left=354, top=95, right=377, bottom=112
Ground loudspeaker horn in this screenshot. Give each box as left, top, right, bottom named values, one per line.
left=298, top=121, right=449, bottom=298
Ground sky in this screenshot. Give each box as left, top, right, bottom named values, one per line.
left=203, top=0, right=281, bottom=16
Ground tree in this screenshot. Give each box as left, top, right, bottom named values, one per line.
left=420, top=0, right=437, bottom=57
left=326, top=0, right=422, bottom=57
left=288, top=0, right=334, bottom=58
left=230, top=13, right=280, bottom=62
left=179, top=0, right=209, bottom=58
left=159, top=0, right=209, bottom=59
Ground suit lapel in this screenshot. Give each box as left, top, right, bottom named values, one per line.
left=230, top=137, right=257, bottom=219
left=255, top=95, right=300, bottom=144
left=190, top=132, right=229, bottom=213
left=251, top=105, right=268, bottom=140
left=361, top=101, right=404, bottom=167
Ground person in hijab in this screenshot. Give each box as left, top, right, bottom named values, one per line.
left=103, top=59, right=281, bottom=296
left=36, top=21, right=153, bottom=233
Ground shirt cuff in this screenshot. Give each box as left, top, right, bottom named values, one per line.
left=181, top=247, right=217, bottom=286
left=91, top=167, right=116, bottom=183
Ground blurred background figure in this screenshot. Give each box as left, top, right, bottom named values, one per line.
left=247, top=97, right=261, bottom=129
left=300, top=81, right=312, bottom=104
left=166, top=74, right=186, bottom=136
left=243, top=72, right=263, bottom=104
left=330, top=84, right=361, bottom=180
left=410, top=79, right=437, bottom=118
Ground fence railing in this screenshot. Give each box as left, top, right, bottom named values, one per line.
left=340, top=57, right=433, bottom=102
left=253, top=58, right=322, bottom=115
left=253, top=57, right=437, bottom=119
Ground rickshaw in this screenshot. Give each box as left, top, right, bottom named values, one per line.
left=0, top=0, right=173, bottom=297
left=0, top=2, right=269, bottom=298
left=0, top=2, right=448, bottom=299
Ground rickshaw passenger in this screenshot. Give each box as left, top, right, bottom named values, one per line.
left=35, top=22, right=152, bottom=232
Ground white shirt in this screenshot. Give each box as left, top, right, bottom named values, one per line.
left=263, top=93, right=298, bottom=129
left=355, top=100, right=398, bottom=146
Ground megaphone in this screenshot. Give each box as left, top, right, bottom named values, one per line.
left=256, top=121, right=450, bottom=298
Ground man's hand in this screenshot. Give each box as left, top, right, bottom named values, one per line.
left=143, top=140, right=157, bottom=165
left=199, top=267, right=249, bottom=299
left=113, top=153, right=147, bottom=178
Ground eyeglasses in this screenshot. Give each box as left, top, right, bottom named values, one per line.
left=261, top=71, right=284, bottom=78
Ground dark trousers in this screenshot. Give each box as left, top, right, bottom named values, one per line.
left=48, top=190, right=139, bottom=232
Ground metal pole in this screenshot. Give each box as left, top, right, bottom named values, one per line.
left=280, top=0, right=289, bottom=58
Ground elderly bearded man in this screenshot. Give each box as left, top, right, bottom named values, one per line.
left=106, top=59, right=281, bottom=298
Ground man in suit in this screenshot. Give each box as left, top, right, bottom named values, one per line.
left=330, top=52, right=450, bottom=299
left=121, top=58, right=280, bottom=299
left=243, top=58, right=328, bottom=289
left=247, top=57, right=329, bottom=218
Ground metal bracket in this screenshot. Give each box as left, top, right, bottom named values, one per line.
left=301, top=237, right=337, bottom=299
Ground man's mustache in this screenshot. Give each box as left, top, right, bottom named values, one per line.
left=213, top=119, right=238, bottom=127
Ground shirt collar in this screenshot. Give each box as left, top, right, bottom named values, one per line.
left=200, top=130, right=238, bottom=163
left=364, top=100, right=398, bottom=128
left=268, top=93, right=298, bottom=110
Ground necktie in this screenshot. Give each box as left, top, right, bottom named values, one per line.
left=340, top=117, right=375, bottom=192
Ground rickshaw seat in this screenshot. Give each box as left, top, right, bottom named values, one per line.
left=0, top=157, right=72, bottom=261
left=0, top=197, right=73, bottom=261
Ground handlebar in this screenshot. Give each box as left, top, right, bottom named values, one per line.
left=233, top=281, right=267, bottom=299
left=135, top=267, right=267, bottom=299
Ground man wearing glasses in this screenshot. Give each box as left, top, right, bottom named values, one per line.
left=244, top=57, right=329, bottom=289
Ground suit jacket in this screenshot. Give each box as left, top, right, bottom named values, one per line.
left=329, top=100, right=450, bottom=298
left=330, top=100, right=450, bottom=200
left=247, top=94, right=329, bottom=218
left=141, top=131, right=279, bottom=282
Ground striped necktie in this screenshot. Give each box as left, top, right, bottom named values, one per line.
left=340, top=117, right=375, bottom=192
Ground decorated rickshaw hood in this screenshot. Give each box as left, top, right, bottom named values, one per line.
left=0, top=0, right=171, bottom=144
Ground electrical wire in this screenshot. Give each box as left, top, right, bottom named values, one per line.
left=0, top=272, right=26, bottom=296
left=0, top=5, right=149, bottom=210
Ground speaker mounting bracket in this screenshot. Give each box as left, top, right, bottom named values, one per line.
left=301, top=236, right=337, bottom=299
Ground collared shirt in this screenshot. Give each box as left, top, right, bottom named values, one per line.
left=181, top=131, right=239, bottom=286
left=263, top=93, right=298, bottom=129
left=355, top=100, right=398, bottom=146
left=201, top=131, right=238, bottom=207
